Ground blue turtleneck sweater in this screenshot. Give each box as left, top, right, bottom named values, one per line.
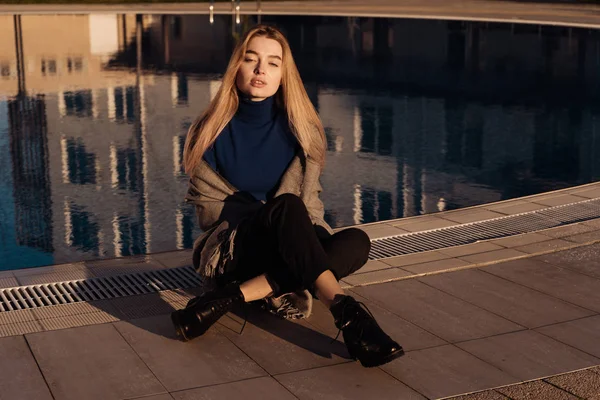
left=204, top=95, right=299, bottom=201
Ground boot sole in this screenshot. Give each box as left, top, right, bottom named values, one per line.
left=357, top=347, right=405, bottom=368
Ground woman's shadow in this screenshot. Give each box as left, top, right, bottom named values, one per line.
left=89, top=283, right=349, bottom=361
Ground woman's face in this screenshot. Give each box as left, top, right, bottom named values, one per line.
left=236, top=36, right=283, bottom=102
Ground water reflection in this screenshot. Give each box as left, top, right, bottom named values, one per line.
left=0, top=13, right=599, bottom=270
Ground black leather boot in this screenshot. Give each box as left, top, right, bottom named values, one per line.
left=171, top=283, right=244, bottom=341
left=330, top=295, right=404, bottom=367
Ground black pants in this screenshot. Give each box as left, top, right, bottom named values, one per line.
left=219, top=194, right=371, bottom=295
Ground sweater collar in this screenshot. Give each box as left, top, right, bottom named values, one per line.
left=235, top=94, right=276, bottom=124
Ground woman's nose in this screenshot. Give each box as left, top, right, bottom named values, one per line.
left=254, top=62, right=266, bottom=74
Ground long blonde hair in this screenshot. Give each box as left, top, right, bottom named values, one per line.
left=183, top=24, right=326, bottom=174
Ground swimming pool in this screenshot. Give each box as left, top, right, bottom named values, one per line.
left=0, top=14, right=599, bottom=270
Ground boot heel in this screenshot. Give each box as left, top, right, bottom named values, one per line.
left=170, top=310, right=189, bottom=342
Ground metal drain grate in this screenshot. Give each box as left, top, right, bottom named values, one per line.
left=369, top=198, right=600, bottom=260
left=0, top=266, right=202, bottom=312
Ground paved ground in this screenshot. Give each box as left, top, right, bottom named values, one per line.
left=0, top=183, right=600, bottom=399
left=2, top=0, right=600, bottom=29
left=1, top=237, right=600, bottom=399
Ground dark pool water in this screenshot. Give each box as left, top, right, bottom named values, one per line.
left=1, top=14, right=599, bottom=270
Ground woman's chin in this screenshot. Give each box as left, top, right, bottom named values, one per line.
left=242, top=87, right=274, bottom=100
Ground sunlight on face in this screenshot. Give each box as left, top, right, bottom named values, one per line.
left=236, top=36, right=283, bottom=102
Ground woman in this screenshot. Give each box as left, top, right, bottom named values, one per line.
left=172, top=24, right=403, bottom=368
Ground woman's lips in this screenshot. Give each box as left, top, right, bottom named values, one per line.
left=250, top=79, right=266, bottom=88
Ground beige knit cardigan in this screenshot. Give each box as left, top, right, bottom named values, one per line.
left=185, top=150, right=333, bottom=279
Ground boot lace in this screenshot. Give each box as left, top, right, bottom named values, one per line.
left=331, top=299, right=376, bottom=344
left=199, top=294, right=248, bottom=334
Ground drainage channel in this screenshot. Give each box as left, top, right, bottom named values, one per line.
left=369, top=197, right=600, bottom=259
left=1, top=197, right=599, bottom=313
left=0, top=266, right=201, bottom=312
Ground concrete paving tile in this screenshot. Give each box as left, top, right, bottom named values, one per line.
left=583, top=218, right=600, bottom=228
left=0, top=271, right=16, bottom=279
left=157, top=290, right=195, bottom=309
left=421, top=269, right=593, bottom=328
left=496, top=380, right=578, bottom=400
left=531, top=194, right=587, bottom=207
left=439, top=242, right=505, bottom=258
left=442, top=210, right=506, bottom=224
left=0, top=277, right=19, bottom=288
left=444, top=390, right=509, bottom=400
left=398, top=218, right=458, bottom=232
left=342, top=268, right=411, bottom=286
left=486, top=202, right=547, bottom=215
left=567, top=186, right=600, bottom=199
left=308, top=295, right=446, bottom=352
left=339, top=280, right=352, bottom=289
left=150, top=250, right=193, bottom=269
left=458, top=249, right=528, bottom=264
left=32, top=300, right=120, bottom=320
left=489, top=233, right=552, bottom=248
left=0, top=309, right=36, bottom=325
left=16, top=269, right=94, bottom=286
left=128, top=395, right=173, bottom=400
left=545, top=369, right=600, bottom=399
left=171, top=377, right=296, bottom=400
left=216, top=305, right=349, bottom=375
left=0, top=336, right=53, bottom=400
left=513, top=239, right=574, bottom=254
left=86, top=256, right=167, bottom=277
left=381, top=250, right=451, bottom=267
left=532, top=243, right=600, bottom=278
left=402, top=258, right=472, bottom=274
left=483, top=259, right=600, bottom=312
left=355, top=260, right=395, bottom=273
left=457, top=330, right=600, bottom=381
left=12, top=262, right=86, bottom=277
left=563, top=230, right=600, bottom=244
left=353, top=280, right=523, bottom=343
left=541, top=223, right=596, bottom=239
left=27, top=324, right=165, bottom=400
left=536, top=315, right=600, bottom=358
left=39, top=312, right=120, bottom=331
left=381, top=344, right=516, bottom=399
left=114, top=315, right=265, bottom=392
left=390, top=215, right=447, bottom=227
left=110, top=293, right=177, bottom=320
left=360, top=224, right=408, bottom=239
left=275, top=362, right=425, bottom=400
left=0, top=320, right=43, bottom=337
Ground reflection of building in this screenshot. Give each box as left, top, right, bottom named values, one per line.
left=0, top=14, right=205, bottom=268
left=0, top=97, right=55, bottom=269
left=0, top=14, right=138, bottom=96
left=2, top=14, right=600, bottom=269
left=8, top=96, right=53, bottom=254
left=146, top=16, right=232, bottom=71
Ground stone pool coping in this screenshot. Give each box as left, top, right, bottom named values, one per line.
left=2, top=0, right=600, bottom=30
